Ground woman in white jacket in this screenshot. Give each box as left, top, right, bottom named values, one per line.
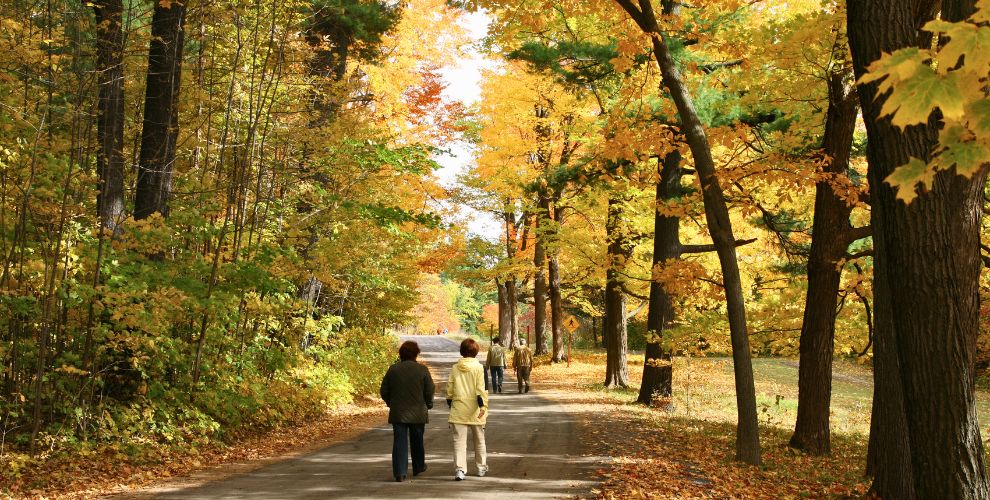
left=446, top=338, right=489, bottom=481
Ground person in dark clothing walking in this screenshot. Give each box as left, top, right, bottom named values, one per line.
left=380, top=341, right=436, bottom=482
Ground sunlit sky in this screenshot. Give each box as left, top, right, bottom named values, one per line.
left=435, top=10, right=502, bottom=241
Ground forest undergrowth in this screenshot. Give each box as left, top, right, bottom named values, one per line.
left=0, top=329, right=396, bottom=499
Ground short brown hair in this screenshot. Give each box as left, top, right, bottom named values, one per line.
left=399, top=341, right=420, bottom=361
left=459, top=338, right=479, bottom=358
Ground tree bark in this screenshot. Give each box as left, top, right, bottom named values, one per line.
left=789, top=64, right=859, bottom=456
left=507, top=278, right=518, bottom=348
left=613, top=0, right=761, bottom=465
left=638, top=150, right=682, bottom=406
left=548, top=200, right=565, bottom=362
left=533, top=192, right=549, bottom=355
left=497, top=279, right=511, bottom=341
left=849, top=0, right=990, bottom=496
left=604, top=196, right=631, bottom=388
left=93, top=0, right=126, bottom=231
left=135, top=0, right=186, bottom=220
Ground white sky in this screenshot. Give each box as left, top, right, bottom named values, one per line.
left=435, top=10, right=502, bottom=241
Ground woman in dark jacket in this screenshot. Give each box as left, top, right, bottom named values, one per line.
left=380, top=341, right=435, bottom=482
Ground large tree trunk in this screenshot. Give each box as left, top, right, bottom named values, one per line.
left=533, top=192, right=549, bottom=355
left=93, top=0, right=126, bottom=231
left=549, top=200, right=566, bottom=362
left=497, top=280, right=511, bottom=341
left=506, top=278, right=518, bottom=348
left=789, top=66, right=859, bottom=455
left=849, top=0, right=990, bottom=496
left=613, top=0, right=761, bottom=465
left=135, top=0, right=186, bottom=220
left=638, top=150, right=682, bottom=406
left=604, top=196, right=631, bottom=388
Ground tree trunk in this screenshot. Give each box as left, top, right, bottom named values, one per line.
left=638, top=150, right=682, bottom=405
left=849, top=0, right=990, bottom=496
left=549, top=200, right=565, bottom=361
left=135, top=0, right=186, bottom=220
left=613, top=0, right=761, bottom=465
left=533, top=192, right=549, bottom=355
left=497, top=280, right=511, bottom=341
left=789, top=65, right=859, bottom=455
left=507, top=278, right=518, bottom=348
left=93, top=0, right=126, bottom=231
left=604, top=196, right=630, bottom=388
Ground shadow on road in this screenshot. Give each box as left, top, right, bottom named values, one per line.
left=144, top=335, right=600, bottom=499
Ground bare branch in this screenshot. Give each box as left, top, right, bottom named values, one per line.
left=844, top=225, right=872, bottom=244
left=846, top=249, right=874, bottom=260
left=680, top=237, right=757, bottom=254
left=853, top=263, right=874, bottom=357
left=699, top=59, right=744, bottom=73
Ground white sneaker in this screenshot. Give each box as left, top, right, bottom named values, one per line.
left=454, top=470, right=466, bottom=481
left=478, top=468, right=488, bottom=477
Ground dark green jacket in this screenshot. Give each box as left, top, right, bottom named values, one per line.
left=380, top=360, right=435, bottom=424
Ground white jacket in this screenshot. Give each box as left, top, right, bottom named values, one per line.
left=446, top=357, right=489, bottom=425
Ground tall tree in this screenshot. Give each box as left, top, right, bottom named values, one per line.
left=532, top=104, right=551, bottom=354
left=134, top=0, right=187, bottom=220
left=637, top=150, right=681, bottom=405
left=92, top=0, right=126, bottom=231
left=548, top=198, right=566, bottom=362
left=789, top=61, right=863, bottom=455
left=604, top=194, right=631, bottom=388
left=848, top=0, right=990, bottom=496
left=613, top=0, right=762, bottom=465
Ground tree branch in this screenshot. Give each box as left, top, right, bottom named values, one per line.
left=844, top=225, right=872, bottom=244
left=613, top=0, right=650, bottom=31
left=619, top=282, right=651, bottom=301
left=846, top=249, right=874, bottom=260
left=853, top=263, right=874, bottom=357
left=699, top=59, right=744, bottom=73
left=680, top=237, right=756, bottom=254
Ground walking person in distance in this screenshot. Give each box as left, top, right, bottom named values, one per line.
left=446, top=338, right=489, bottom=480
left=380, top=341, right=435, bottom=482
left=513, top=339, right=533, bottom=393
left=485, top=336, right=507, bottom=393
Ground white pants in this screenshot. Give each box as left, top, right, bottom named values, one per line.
left=451, top=423, right=488, bottom=474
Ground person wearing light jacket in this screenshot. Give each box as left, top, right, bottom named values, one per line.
left=485, top=336, right=507, bottom=393
left=446, top=338, right=489, bottom=481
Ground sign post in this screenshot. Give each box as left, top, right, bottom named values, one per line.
left=564, top=316, right=580, bottom=368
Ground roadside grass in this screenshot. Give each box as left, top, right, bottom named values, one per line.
left=529, top=349, right=933, bottom=497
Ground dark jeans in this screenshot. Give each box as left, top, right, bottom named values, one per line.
left=392, top=423, right=426, bottom=479
left=490, top=366, right=504, bottom=390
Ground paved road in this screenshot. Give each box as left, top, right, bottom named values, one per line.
left=146, top=336, right=599, bottom=499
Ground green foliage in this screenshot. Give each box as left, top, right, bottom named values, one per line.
left=0, top=0, right=453, bottom=476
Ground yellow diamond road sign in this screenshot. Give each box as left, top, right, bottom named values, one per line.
left=564, top=316, right=580, bottom=333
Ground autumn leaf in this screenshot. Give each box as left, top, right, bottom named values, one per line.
left=885, top=157, right=935, bottom=203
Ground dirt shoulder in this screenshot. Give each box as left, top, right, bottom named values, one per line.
left=3, top=400, right=387, bottom=500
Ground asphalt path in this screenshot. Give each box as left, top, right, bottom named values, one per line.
left=145, top=335, right=599, bottom=499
